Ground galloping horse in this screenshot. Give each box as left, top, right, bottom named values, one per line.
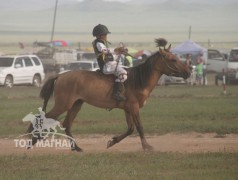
left=28, top=39, right=190, bottom=151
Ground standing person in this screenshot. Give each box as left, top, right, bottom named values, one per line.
left=185, top=54, right=193, bottom=85
left=92, top=24, right=127, bottom=101
left=124, top=48, right=133, bottom=67
left=185, top=54, right=192, bottom=68
left=195, top=57, right=203, bottom=85
left=199, top=51, right=207, bottom=85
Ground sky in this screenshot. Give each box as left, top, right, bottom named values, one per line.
left=0, top=0, right=237, bottom=45
left=0, top=0, right=237, bottom=10
left=79, top=0, right=237, bottom=3
left=0, top=0, right=237, bottom=6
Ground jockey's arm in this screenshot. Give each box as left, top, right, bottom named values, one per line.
left=96, top=42, right=109, bottom=54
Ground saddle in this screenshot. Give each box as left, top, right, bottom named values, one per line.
left=95, top=69, right=127, bottom=103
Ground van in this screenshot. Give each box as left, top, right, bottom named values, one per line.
left=0, top=55, right=45, bottom=88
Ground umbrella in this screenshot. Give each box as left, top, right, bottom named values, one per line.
left=51, top=40, right=69, bottom=47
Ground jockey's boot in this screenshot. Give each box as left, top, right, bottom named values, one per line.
left=113, top=82, right=126, bottom=101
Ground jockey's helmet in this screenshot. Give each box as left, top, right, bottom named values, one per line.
left=92, top=24, right=111, bottom=37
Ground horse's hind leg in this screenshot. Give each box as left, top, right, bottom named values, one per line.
left=107, top=110, right=134, bottom=148
left=62, top=100, right=84, bottom=152
left=26, top=124, right=38, bottom=149
left=45, top=104, right=67, bottom=120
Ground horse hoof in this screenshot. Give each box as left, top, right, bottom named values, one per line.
left=71, top=147, right=83, bottom=152
left=26, top=146, right=32, bottom=150
left=107, top=140, right=115, bottom=149
left=107, top=140, right=112, bottom=149
left=143, top=145, right=154, bottom=151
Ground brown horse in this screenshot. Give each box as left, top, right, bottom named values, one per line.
left=29, top=39, right=190, bottom=152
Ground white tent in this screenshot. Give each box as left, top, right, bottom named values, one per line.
left=171, top=40, right=207, bottom=55
left=171, top=40, right=208, bottom=85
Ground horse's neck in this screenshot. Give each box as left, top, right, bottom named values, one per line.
left=143, top=54, right=163, bottom=92
left=145, top=70, right=162, bottom=93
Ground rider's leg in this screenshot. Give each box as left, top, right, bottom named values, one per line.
left=113, top=81, right=126, bottom=101
left=103, top=61, right=127, bottom=101
left=113, top=67, right=127, bottom=101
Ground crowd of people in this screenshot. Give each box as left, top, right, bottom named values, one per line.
left=185, top=52, right=207, bottom=86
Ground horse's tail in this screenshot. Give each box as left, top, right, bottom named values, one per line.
left=40, top=74, right=58, bottom=111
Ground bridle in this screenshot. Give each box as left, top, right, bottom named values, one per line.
left=159, top=52, right=183, bottom=76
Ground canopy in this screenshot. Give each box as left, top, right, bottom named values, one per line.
left=33, top=40, right=71, bottom=47
left=171, top=40, right=207, bottom=55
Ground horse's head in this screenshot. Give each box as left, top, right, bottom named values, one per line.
left=155, top=39, right=191, bottom=79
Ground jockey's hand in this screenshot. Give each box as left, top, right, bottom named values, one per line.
left=114, top=47, right=126, bottom=55
left=101, top=48, right=109, bottom=54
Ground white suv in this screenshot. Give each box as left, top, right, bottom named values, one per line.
left=0, top=55, right=45, bottom=88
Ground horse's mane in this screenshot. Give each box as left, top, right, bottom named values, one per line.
left=127, top=52, right=161, bottom=89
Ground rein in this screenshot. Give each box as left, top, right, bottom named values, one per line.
left=166, top=61, right=181, bottom=75
left=114, top=54, right=121, bottom=73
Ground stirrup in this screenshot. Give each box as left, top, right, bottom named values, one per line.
left=114, top=93, right=126, bottom=101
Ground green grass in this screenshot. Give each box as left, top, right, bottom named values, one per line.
left=0, top=85, right=238, bottom=137
left=0, top=152, right=237, bottom=180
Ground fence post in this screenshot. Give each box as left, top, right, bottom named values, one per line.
left=222, top=68, right=226, bottom=94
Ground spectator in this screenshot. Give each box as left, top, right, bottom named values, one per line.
left=198, top=51, right=207, bottom=85
left=185, top=54, right=195, bottom=85
left=124, top=48, right=133, bottom=67
left=185, top=54, right=192, bottom=68
left=195, top=57, right=203, bottom=85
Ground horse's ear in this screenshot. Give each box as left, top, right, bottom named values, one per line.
left=167, top=44, right=171, bottom=51
left=159, top=47, right=164, bottom=54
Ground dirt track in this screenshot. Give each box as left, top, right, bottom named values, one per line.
left=0, top=133, right=237, bottom=155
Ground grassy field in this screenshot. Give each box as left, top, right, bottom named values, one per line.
left=0, top=83, right=238, bottom=179
left=0, top=83, right=238, bottom=137
left=0, top=152, right=237, bottom=180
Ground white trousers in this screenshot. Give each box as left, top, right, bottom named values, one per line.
left=103, top=61, right=127, bottom=82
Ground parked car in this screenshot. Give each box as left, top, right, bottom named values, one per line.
left=160, top=75, right=186, bottom=85
left=0, top=55, right=45, bottom=88
left=206, top=49, right=227, bottom=72
left=61, top=60, right=99, bottom=73
left=159, top=69, right=198, bottom=86
left=76, top=51, right=96, bottom=61
left=215, top=47, right=238, bottom=85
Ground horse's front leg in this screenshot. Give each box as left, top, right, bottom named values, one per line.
left=107, top=110, right=134, bottom=148
left=132, top=107, right=153, bottom=151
